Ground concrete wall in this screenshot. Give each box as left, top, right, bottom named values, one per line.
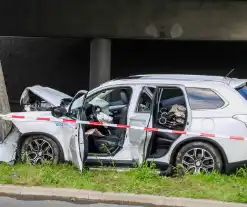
left=2, top=37, right=247, bottom=111
left=1, top=0, right=247, bottom=40
left=0, top=37, right=90, bottom=111
left=111, top=39, right=247, bottom=78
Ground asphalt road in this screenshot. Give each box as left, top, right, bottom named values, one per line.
left=0, top=196, right=157, bottom=207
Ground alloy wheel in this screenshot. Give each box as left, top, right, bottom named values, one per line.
left=25, top=138, right=54, bottom=164
left=181, top=148, right=215, bottom=173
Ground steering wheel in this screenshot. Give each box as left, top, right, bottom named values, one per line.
left=90, top=105, right=101, bottom=122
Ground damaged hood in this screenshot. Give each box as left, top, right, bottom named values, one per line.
left=20, top=85, right=72, bottom=107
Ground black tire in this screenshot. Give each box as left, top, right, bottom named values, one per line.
left=175, top=141, right=223, bottom=174
left=19, top=135, right=61, bottom=165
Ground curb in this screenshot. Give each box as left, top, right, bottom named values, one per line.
left=0, top=184, right=246, bottom=207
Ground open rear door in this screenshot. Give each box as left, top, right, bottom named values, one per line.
left=128, top=86, right=156, bottom=165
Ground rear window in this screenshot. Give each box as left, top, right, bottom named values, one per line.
left=186, top=87, right=225, bottom=110
left=237, top=85, right=247, bottom=100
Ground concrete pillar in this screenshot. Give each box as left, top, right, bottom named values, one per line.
left=89, top=38, right=111, bottom=90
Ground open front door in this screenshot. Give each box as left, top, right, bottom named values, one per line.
left=68, top=91, right=88, bottom=171
left=69, top=124, right=87, bottom=171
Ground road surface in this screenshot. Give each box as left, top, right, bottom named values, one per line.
left=0, top=196, right=158, bottom=207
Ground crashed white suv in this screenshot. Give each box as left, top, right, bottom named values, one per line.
left=2, top=74, right=247, bottom=175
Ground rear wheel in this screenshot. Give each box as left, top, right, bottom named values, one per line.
left=175, top=141, right=223, bottom=174
left=20, top=135, right=60, bottom=165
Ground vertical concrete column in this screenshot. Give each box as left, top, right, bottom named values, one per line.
left=89, top=38, right=111, bottom=90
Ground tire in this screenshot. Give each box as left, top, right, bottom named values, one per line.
left=175, top=141, right=223, bottom=174
left=20, top=135, right=61, bottom=165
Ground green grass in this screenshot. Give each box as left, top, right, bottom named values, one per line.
left=0, top=162, right=247, bottom=203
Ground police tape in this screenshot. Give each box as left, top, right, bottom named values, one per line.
left=0, top=113, right=246, bottom=141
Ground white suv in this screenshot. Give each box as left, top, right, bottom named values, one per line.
left=2, top=74, right=247, bottom=175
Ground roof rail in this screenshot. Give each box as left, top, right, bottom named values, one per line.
left=128, top=74, right=227, bottom=81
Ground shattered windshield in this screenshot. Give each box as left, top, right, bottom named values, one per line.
left=71, top=95, right=85, bottom=110
left=70, top=94, right=85, bottom=119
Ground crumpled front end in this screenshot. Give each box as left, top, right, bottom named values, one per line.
left=20, top=85, right=72, bottom=112
left=0, top=109, right=59, bottom=164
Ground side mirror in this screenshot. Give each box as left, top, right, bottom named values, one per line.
left=60, top=98, right=72, bottom=107
left=51, top=106, right=67, bottom=118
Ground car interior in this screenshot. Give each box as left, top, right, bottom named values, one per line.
left=69, top=86, right=187, bottom=158
left=147, top=87, right=188, bottom=159
left=83, top=87, right=132, bottom=156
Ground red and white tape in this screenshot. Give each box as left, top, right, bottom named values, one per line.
left=0, top=113, right=246, bottom=141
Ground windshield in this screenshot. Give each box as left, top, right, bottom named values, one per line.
left=69, top=94, right=85, bottom=119
left=237, top=85, right=247, bottom=100
left=71, top=95, right=85, bottom=110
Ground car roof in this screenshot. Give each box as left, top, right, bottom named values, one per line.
left=100, top=74, right=247, bottom=89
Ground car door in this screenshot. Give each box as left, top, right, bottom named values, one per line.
left=128, top=85, right=156, bottom=165
left=68, top=91, right=88, bottom=171
left=69, top=124, right=85, bottom=171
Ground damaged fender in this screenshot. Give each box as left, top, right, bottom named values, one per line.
left=0, top=111, right=73, bottom=164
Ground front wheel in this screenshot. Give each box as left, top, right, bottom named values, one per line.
left=175, top=141, right=223, bottom=174
left=20, top=135, right=61, bottom=165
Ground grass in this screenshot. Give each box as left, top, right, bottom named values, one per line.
left=0, top=162, right=247, bottom=203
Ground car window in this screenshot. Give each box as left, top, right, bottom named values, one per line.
left=159, top=88, right=183, bottom=101
left=237, top=85, right=247, bottom=100
left=86, top=88, right=132, bottom=107
left=69, top=93, right=85, bottom=119
left=136, top=87, right=154, bottom=113
left=157, top=87, right=186, bottom=113
left=104, top=88, right=132, bottom=106
left=87, top=90, right=112, bottom=108
left=186, top=87, right=225, bottom=110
